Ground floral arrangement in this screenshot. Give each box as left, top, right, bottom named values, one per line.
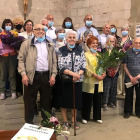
left=0, top=30, right=25, bottom=50
left=38, top=110, right=70, bottom=140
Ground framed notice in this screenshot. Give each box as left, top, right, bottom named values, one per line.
left=136, top=25, right=140, bottom=37
left=11, top=123, right=54, bottom=140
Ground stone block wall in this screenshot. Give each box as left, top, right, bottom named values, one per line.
left=0, top=0, right=66, bottom=28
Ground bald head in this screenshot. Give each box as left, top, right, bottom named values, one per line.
left=45, top=14, right=54, bottom=21
left=33, top=24, right=45, bottom=38
left=84, top=15, right=92, bottom=20
left=133, top=38, right=140, bottom=50
left=103, top=24, right=111, bottom=35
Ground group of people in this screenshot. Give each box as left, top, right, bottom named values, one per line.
left=0, top=14, right=140, bottom=131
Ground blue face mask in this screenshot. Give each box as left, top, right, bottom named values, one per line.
left=44, top=26, right=48, bottom=32
left=65, top=22, right=72, bottom=28
left=86, top=21, right=92, bottom=27
left=111, top=28, right=116, bottom=34
left=5, top=26, right=11, bottom=31
left=37, top=36, right=45, bottom=42
left=90, top=48, right=97, bottom=53
left=48, top=21, right=54, bottom=27
left=122, top=31, right=128, bottom=36
left=58, top=33, right=65, bottom=40
left=68, top=44, right=75, bottom=49
left=133, top=47, right=140, bottom=52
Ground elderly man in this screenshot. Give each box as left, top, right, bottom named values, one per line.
left=40, top=19, right=53, bottom=42
left=123, top=38, right=140, bottom=119
left=100, top=24, right=111, bottom=49
left=77, top=15, right=101, bottom=44
left=18, top=24, right=57, bottom=123
left=45, top=14, right=56, bottom=39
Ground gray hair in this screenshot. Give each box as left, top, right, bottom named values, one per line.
left=65, top=30, right=77, bottom=40
left=84, top=30, right=93, bottom=37
left=121, top=25, right=129, bottom=31
left=40, top=19, right=48, bottom=23
left=55, top=27, right=65, bottom=34
left=103, top=23, right=110, bottom=28
left=106, top=35, right=115, bottom=43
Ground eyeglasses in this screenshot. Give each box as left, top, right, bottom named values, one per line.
left=26, top=24, right=32, bottom=26
left=85, top=18, right=92, bottom=21
left=34, top=28, right=45, bottom=32
left=68, top=36, right=76, bottom=39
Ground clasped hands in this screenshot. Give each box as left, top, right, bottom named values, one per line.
left=130, top=75, right=139, bottom=85
left=92, top=73, right=106, bottom=81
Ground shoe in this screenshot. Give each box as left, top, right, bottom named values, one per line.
left=96, top=120, right=103, bottom=124
left=11, top=93, right=17, bottom=100
left=108, top=103, right=116, bottom=108
left=124, top=113, right=130, bottom=119
left=0, top=93, right=5, bottom=100
left=103, top=104, right=108, bottom=111
left=82, top=119, right=87, bottom=124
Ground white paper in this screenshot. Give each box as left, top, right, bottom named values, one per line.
left=136, top=25, right=140, bottom=37
left=125, top=81, right=138, bottom=88
left=11, top=123, right=54, bottom=140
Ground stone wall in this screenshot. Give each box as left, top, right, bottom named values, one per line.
left=66, top=0, right=131, bottom=36
left=130, top=0, right=140, bottom=37
left=0, top=0, right=66, bottom=28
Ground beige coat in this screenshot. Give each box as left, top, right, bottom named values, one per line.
left=18, top=38, right=57, bottom=85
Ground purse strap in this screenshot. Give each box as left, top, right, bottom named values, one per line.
left=71, top=52, right=76, bottom=72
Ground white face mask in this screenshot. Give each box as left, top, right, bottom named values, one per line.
left=56, top=41, right=65, bottom=48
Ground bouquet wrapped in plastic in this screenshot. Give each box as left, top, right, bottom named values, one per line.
left=0, top=31, right=25, bottom=51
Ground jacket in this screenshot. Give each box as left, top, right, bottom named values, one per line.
left=18, top=37, right=57, bottom=85
left=82, top=50, right=103, bottom=93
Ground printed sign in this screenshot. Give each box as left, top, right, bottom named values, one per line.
left=136, top=25, right=140, bottom=37
left=11, top=123, right=54, bottom=140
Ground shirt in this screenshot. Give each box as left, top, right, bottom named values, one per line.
left=100, top=33, right=110, bottom=49
left=123, top=48, right=140, bottom=83
left=77, top=26, right=101, bottom=42
left=34, top=38, right=48, bottom=71
left=46, top=26, right=56, bottom=39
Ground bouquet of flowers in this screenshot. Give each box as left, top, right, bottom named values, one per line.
left=106, top=49, right=126, bottom=77
left=39, top=110, right=70, bottom=140
left=0, top=30, right=25, bottom=50
left=123, top=40, right=132, bottom=52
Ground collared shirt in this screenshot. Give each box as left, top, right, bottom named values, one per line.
left=100, top=33, right=110, bottom=49
left=46, top=26, right=56, bottom=39
left=77, top=26, right=101, bottom=42
left=123, top=48, right=140, bottom=82
left=34, top=38, right=48, bottom=71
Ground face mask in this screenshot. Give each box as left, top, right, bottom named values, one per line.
left=48, top=21, right=54, bottom=27
left=107, top=46, right=111, bottom=49
left=86, top=21, right=92, bottom=27
left=90, top=48, right=97, bottom=53
left=44, top=26, right=48, bottom=32
left=122, top=31, right=128, bottom=36
left=68, top=43, right=75, bottom=49
left=58, top=33, right=65, bottom=40
left=5, top=26, right=11, bottom=31
left=65, top=22, right=72, bottom=28
left=15, top=24, right=23, bottom=30
left=37, top=36, right=45, bottom=42
left=111, top=28, right=116, bottom=34
left=133, top=47, right=140, bottom=52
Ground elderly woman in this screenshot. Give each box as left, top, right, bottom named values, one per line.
left=117, top=25, right=133, bottom=95
left=13, top=17, right=24, bottom=33
left=0, top=19, right=17, bottom=100
left=62, top=17, right=75, bottom=31
left=79, top=30, right=93, bottom=52
left=58, top=30, right=86, bottom=130
left=110, top=24, right=120, bottom=42
left=82, top=36, right=106, bottom=124
left=102, top=36, right=119, bottom=110
left=53, top=28, right=66, bottom=55
left=19, top=20, right=34, bottom=39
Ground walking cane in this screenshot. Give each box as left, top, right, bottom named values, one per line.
left=73, top=81, right=76, bottom=136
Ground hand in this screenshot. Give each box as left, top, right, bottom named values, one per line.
left=101, top=73, right=106, bottom=78
left=22, top=74, right=29, bottom=86
left=73, top=73, right=81, bottom=82
left=49, top=76, right=55, bottom=86
left=96, top=75, right=104, bottom=81
left=130, top=76, right=137, bottom=85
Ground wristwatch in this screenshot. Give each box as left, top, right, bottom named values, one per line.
left=78, top=72, right=82, bottom=76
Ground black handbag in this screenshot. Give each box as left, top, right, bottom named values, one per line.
left=60, top=52, right=76, bottom=84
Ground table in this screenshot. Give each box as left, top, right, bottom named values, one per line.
left=0, top=130, right=57, bottom=140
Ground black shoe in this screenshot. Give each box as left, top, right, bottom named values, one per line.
left=124, top=113, right=130, bottom=119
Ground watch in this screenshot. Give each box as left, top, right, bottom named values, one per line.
left=78, top=72, right=82, bottom=76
